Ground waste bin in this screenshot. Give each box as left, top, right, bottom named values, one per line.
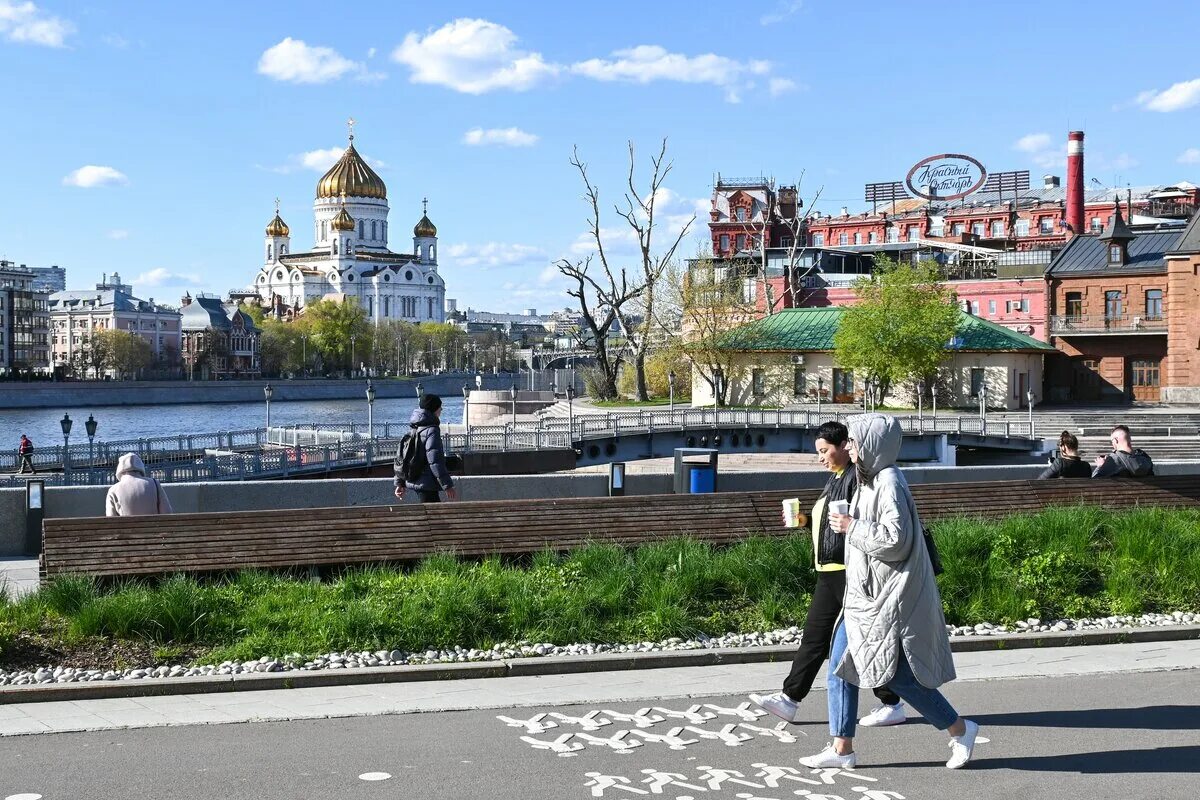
left=673, top=448, right=719, bottom=494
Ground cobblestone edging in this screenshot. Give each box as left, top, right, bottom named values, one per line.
left=2, top=614, right=1198, bottom=704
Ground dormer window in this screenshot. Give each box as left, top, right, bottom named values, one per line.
left=1108, top=244, right=1123, bottom=264
left=735, top=207, right=747, bottom=222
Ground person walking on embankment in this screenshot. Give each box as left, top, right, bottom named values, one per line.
left=800, top=413, right=979, bottom=770
left=1038, top=431, right=1092, bottom=479
left=749, top=420, right=907, bottom=728
left=17, top=434, right=36, bottom=474
left=106, top=453, right=173, bottom=516
left=395, top=393, right=457, bottom=503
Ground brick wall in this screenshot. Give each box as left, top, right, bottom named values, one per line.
left=1165, top=253, right=1200, bottom=402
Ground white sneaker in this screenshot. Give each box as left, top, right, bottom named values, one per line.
left=799, top=743, right=857, bottom=769
left=858, top=702, right=907, bottom=727
left=946, top=719, right=980, bottom=769
left=748, top=691, right=802, bottom=723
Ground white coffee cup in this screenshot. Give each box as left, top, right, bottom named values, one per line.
left=829, top=499, right=850, bottom=516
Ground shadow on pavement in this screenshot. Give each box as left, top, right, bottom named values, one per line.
left=970, top=705, right=1200, bottom=731
left=970, top=745, right=1200, bottom=773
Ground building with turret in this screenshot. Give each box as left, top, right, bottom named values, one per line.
left=251, top=123, right=446, bottom=325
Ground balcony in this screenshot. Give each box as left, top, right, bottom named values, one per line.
left=1050, top=313, right=1167, bottom=336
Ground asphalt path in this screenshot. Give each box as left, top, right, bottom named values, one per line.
left=1, top=668, right=1197, bottom=800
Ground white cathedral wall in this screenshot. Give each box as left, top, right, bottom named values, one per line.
left=313, top=197, right=389, bottom=249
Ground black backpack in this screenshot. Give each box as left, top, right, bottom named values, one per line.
left=397, top=428, right=427, bottom=482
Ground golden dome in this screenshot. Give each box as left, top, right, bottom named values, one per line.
left=413, top=214, right=437, bottom=238
left=265, top=212, right=290, bottom=237
left=331, top=202, right=356, bottom=231
left=316, top=140, right=387, bottom=200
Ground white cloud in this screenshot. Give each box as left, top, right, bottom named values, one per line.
left=0, top=1, right=72, bottom=47
left=1014, top=132, right=1052, bottom=153
left=391, top=18, right=557, bottom=94
left=1136, top=78, right=1200, bottom=112
left=62, top=165, right=128, bottom=188
left=131, top=267, right=201, bottom=288
left=769, top=77, right=798, bottom=97
left=1093, top=152, right=1139, bottom=172
left=106, top=229, right=129, bottom=240
left=760, top=0, right=803, bottom=25
left=102, top=33, right=129, bottom=49
left=462, top=127, right=539, bottom=147
left=538, top=264, right=561, bottom=284
left=1179, top=148, right=1200, bottom=165
left=445, top=242, right=544, bottom=267
left=571, top=45, right=770, bottom=102
left=300, top=147, right=348, bottom=171
left=257, top=37, right=380, bottom=84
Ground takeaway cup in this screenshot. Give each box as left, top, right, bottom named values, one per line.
left=829, top=500, right=850, bottom=517
left=782, top=498, right=801, bottom=528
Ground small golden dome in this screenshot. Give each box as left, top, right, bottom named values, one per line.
left=331, top=203, right=356, bottom=231
left=413, top=214, right=437, bottom=238
left=265, top=213, right=290, bottom=237
left=316, top=140, right=387, bottom=201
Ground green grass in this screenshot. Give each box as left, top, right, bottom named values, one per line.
left=591, top=398, right=680, bottom=407
left=3, top=506, right=1198, bottom=665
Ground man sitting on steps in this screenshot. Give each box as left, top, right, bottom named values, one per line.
left=1092, top=424, right=1154, bottom=478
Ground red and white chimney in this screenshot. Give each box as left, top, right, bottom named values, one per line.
left=1066, top=131, right=1085, bottom=235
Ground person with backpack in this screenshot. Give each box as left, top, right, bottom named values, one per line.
left=17, top=434, right=36, bottom=474
left=394, top=393, right=457, bottom=503
left=1092, top=424, right=1154, bottom=478
left=1038, top=431, right=1092, bottom=479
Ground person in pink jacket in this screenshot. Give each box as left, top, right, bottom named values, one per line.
left=106, top=453, right=173, bottom=516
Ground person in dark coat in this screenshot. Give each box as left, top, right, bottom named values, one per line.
left=749, top=421, right=906, bottom=728
left=394, top=393, right=457, bottom=503
left=1092, top=425, right=1154, bottom=478
left=17, top=434, right=36, bottom=474
left=1038, top=431, right=1092, bottom=479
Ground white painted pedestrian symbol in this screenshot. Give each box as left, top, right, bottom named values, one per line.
left=357, top=772, right=392, bottom=781
left=850, top=789, right=905, bottom=800
left=640, top=769, right=709, bottom=794
left=521, top=733, right=584, bottom=756
left=5, top=794, right=44, bottom=800
left=683, top=724, right=754, bottom=746
left=585, top=772, right=649, bottom=797
left=604, top=708, right=667, bottom=728
left=702, top=702, right=767, bottom=722
left=740, top=722, right=800, bottom=743
left=653, top=705, right=718, bottom=725
left=751, top=763, right=822, bottom=788
left=497, top=713, right=558, bottom=734
left=808, top=768, right=877, bottom=785
left=624, top=727, right=700, bottom=750
left=575, top=730, right=644, bottom=753
left=551, top=710, right=612, bottom=730
left=696, top=766, right=763, bottom=791
left=794, top=791, right=847, bottom=800
left=735, top=794, right=789, bottom=800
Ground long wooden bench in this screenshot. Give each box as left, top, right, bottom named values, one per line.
left=40, top=476, right=1200, bottom=579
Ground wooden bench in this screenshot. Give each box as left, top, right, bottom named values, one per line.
left=41, top=476, right=1200, bottom=579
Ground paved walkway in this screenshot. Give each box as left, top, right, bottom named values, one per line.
left=1, top=639, right=1196, bottom=737
left=0, top=558, right=37, bottom=600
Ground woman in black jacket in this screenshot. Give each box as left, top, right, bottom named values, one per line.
left=1039, top=431, right=1092, bottom=479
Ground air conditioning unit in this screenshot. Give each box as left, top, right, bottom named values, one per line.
left=792, top=355, right=805, bottom=365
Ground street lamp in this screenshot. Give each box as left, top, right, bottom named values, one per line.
left=60, top=412, right=72, bottom=482
left=668, top=370, right=676, bottom=412
left=510, top=383, right=519, bottom=427
left=917, top=379, right=924, bottom=429
left=84, top=414, right=98, bottom=469
left=931, top=381, right=938, bottom=422
left=366, top=380, right=377, bottom=438
left=462, top=383, right=471, bottom=449
left=300, top=335, right=307, bottom=377
left=1026, top=387, right=1035, bottom=438
left=416, top=382, right=424, bottom=401
left=817, top=375, right=824, bottom=417
left=979, top=383, right=988, bottom=425
left=263, top=383, right=274, bottom=430
left=566, top=384, right=576, bottom=443
left=350, top=334, right=357, bottom=377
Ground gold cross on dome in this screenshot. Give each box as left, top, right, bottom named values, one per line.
left=347, top=117, right=356, bottom=141
left=422, top=197, right=428, bottom=215
left=274, top=197, right=280, bottom=214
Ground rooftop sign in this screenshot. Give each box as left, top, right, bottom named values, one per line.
left=905, top=154, right=988, bottom=202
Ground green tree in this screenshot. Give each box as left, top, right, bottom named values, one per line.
left=258, top=318, right=306, bottom=377
left=100, top=329, right=153, bottom=379
left=833, top=257, right=959, bottom=404
left=304, top=298, right=372, bottom=375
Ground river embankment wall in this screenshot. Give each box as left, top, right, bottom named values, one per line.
left=5, top=462, right=1200, bottom=555
left=0, top=375, right=512, bottom=409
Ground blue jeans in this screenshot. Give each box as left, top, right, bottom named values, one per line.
left=827, top=620, right=959, bottom=738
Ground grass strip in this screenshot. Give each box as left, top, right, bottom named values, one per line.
left=2, top=505, right=1199, bottom=665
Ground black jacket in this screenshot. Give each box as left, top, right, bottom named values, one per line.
left=1092, top=448, right=1155, bottom=478
left=394, top=408, right=455, bottom=492
left=1038, top=454, right=1092, bottom=479
left=817, top=467, right=856, bottom=566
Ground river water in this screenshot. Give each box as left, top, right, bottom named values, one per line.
left=0, top=396, right=465, bottom=446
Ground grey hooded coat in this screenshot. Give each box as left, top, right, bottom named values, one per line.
left=106, top=453, right=173, bottom=517
left=833, top=414, right=957, bottom=690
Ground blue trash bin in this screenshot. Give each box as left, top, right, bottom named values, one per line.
left=688, top=464, right=716, bottom=494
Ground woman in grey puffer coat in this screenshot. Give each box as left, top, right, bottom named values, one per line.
left=799, top=413, right=980, bottom=770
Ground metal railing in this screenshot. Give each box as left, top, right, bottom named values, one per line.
left=0, top=411, right=1036, bottom=488
left=1049, top=313, right=1167, bottom=335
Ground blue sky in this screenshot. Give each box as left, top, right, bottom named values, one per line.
left=2, top=0, right=1198, bottom=313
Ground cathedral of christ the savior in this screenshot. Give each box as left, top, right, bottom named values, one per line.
left=252, top=122, right=445, bottom=324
